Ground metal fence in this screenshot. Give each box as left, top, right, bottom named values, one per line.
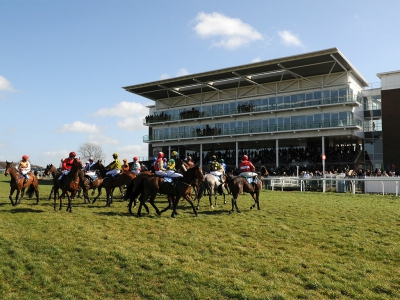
left=262, top=176, right=400, bottom=196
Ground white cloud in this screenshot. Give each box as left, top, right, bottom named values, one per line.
left=58, top=121, right=101, bottom=133
left=0, top=76, right=17, bottom=92
left=93, top=101, right=149, bottom=118
left=43, top=150, right=69, bottom=158
left=0, top=75, right=18, bottom=99
left=252, top=57, right=261, bottom=63
left=117, top=117, right=146, bottom=131
left=193, top=12, right=263, bottom=50
left=160, top=73, right=170, bottom=80
left=87, top=134, right=119, bottom=146
left=176, top=68, right=189, bottom=77
left=278, top=30, right=304, bottom=47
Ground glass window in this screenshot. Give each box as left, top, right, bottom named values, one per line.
left=314, top=91, right=321, bottom=100
left=277, top=96, right=283, bottom=109
left=284, top=96, right=291, bottom=108
left=269, top=97, right=276, bottom=110
left=291, top=94, right=298, bottom=107
left=262, top=119, right=268, bottom=131
left=306, top=115, right=313, bottom=128
left=331, top=90, right=339, bottom=102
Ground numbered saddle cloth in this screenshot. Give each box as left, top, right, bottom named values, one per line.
left=164, top=177, right=173, bottom=183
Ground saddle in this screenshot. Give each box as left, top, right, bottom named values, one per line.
left=241, top=175, right=259, bottom=185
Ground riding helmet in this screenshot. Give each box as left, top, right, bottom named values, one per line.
left=112, top=153, right=119, bottom=158
left=89, top=157, right=94, bottom=161
left=212, top=155, right=217, bottom=160
left=242, top=155, right=248, bottom=161
left=158, top=152, right=164, bottom=158
left=171, top=151, right=178, bottom=157
left=220, top=159, right=224, bottom=163
left=69, top=151, right=76, bottom=158
left=133, top=156, right=138, bottom=161
left=22, top=155, right=29, bottom=160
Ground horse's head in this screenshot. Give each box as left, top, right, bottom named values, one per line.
left=4, top=161, right=13, bottom=177
left=43, top=164, right=53, bottom=176
left=260, top=165, right=268, bottom=176
left=73, top=158, right=83, bottom=170
left=91, top=160, right=105, bottom=170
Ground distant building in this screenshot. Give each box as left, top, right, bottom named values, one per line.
left=123, top=48, right=399, bottom=174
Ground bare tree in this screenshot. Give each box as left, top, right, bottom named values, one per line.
left=78, top=143, right=106, bottom=162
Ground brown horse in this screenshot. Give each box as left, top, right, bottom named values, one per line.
left=79, top=161, right=105, bottom=203
left=128, top=165, right=204, bottom=218
left=43, top=164, right=62, bottom=201
left=57, top=158, right=83, bottom=212
left=4, top=161, right=39, bottom=206
left=224, top=166, right=267, bottom=214
left=90, top=161, right=136, bottom=206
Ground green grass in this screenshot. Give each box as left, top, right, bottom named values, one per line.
left=0, top=174, right=399, bottom=299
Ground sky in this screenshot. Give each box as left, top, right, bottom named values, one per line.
left=1, top=0, right=400, bottom=168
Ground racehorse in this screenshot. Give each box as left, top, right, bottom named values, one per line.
left=90, top=161, right=136, bottom=206
left=224, top=166, right=267, bottom=214
left=196, top=173, right=228, bottom=210
left=79, top=160, right=105, bottom=203
left=128, top=165, right=204, bottom=218
left=4, top=161, right=40, bottom=206
left=57, top=157, right=83, bottom=212
left=43, top=164, right=62, bottom=201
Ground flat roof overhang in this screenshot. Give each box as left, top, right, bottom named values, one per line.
left=122, top=47, right=369, bottom=101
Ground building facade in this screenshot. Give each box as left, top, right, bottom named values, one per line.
left=123, top=48, right=399, bottom=174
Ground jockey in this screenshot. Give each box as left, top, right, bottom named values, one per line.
left=59, top=151, right=76, bottom=180
left=121, top=158, right=130, bottom=172
left=171, top=150, right=186, bottom=172
left=131, top=156, right=141, bottom=175
left=239, top=155, right=258, bottom=180
left=154, top=152, right=167, bottom=176
left=207, top=155, right=224, bottom=182
left=106, top=153, right=122, bottom=177
left=166, top=158, right=183, bottom=178
left=163, top=157, right=167, bottom=169
left=17, top=155, right=31, bottom=183
left=85, top=157, right=98, bottom=180
left=220, top=159, right=227, bottom=174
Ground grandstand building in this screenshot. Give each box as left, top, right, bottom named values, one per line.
left=123, top=48, right=399, bottom=174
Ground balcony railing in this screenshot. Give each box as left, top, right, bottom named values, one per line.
left=143, top=119, right=363, bottom=142
left=143, top=95, right=361, bottom=124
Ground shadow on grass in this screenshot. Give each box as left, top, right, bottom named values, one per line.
left=9, top=207, right=46, bottom=213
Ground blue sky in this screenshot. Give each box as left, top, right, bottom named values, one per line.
left=1, top=0, right=399, bottom=167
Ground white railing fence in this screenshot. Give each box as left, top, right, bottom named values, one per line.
left=262, top=176, right=400, bottom=195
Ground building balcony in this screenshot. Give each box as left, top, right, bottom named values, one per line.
left=143, top=119, right=363, bottom=142
left=143, top=95, right=361, bottom=125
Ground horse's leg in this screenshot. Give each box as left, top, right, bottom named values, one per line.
left=15, top=189, right=21, bottom=206
left=9, top=187, right=16, bottom=206
left=34, top=183, right=40, bottom=204
left=58, top=193, right=63, bottom=211
left=92, top=186, right=102, bottom=203
left=229, top=192, right=241, bottom=214
left=66, top=193, right=73, bottom=213
left=148, top=194, right=161, bottom=216
left=160, top=195, right=172, bottom=214
left=49, top=186, right=54, bottom=201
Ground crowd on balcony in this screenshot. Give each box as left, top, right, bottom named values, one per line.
left=185, top=144, right=363, bottom=176
left=145, top=112, right=171, bottom=123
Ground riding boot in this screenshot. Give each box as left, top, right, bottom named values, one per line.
left=23, top=176, right=28, bottom=184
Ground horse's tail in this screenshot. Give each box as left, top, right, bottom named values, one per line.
left=124, top=180, right=134, bottom=200
left=27, top=184, right=35, bottom=198
left=197, top=181, right=206, bottom=199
